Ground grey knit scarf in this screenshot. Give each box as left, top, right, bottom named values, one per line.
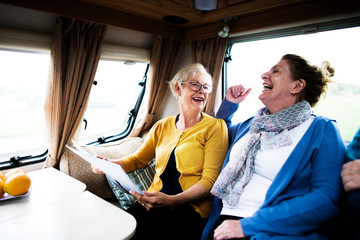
left=211, top=100, right=312, bottom=206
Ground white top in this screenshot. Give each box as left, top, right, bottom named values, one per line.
left=221, top=117, right=314, bottom=217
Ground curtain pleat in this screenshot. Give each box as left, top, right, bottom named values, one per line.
left=43, top=17, right=106, bottom=168
left=191, top=37, right=228, bottom=116
left=129, top=36, right=183, bottom=137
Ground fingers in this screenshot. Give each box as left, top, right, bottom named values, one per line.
left=130, top=191, right=149, bottom=206
left=129, top=190, right=143, bottom=199
left=342, top=173, right=360, bottom=191
left=225, top=84, right=252, bottom=104
left=230, top=85, right=247, bottom=98
left=213, top=220, right=244, bottom=240
left=91, top=156, right=108, bottom=174
left=343, top=180, right=358, bottom=192
left=137, top=199, right=147, bottom=209
left=130, top=190, right=152, bottom=210
left=91, top=165, right=104, bottom=174
left=130, top=191, right=170, bottom=210
left=341, top=160, right=360, bottom=191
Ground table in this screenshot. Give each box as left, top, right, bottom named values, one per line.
left=0, top=167, right=86, bottom=223
left=0, top=168, right=136, bottom=240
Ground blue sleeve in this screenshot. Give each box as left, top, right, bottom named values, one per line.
left=215, top=98, right=239, bottom=124
left=346, top=127, right=360, bottom=162
left=215, top=98, right=253, bottom=144
left=249, top=232, right=328, bottom=240
left=201, top=196, right=223, bottom=240
left=345, top=126, right=360, bottom=211
left=215, top=98, right=239, bottom=141
left=241, top=119, right=346, bottom=237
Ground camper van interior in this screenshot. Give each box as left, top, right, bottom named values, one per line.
left=0, top=0, right=360, bottom=239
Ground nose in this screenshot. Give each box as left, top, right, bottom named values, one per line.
left=198, top=85, right=205, bottom=93
left=261, top=71, right=269, bottom=80
left=195, top=84, right=207, bottom=94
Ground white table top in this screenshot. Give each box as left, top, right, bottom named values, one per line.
left=0, top=167, right=86, bottom=223
left=1, top=191, right=136, bottom=240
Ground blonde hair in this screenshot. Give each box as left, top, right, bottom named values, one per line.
left=169, top=63, right=212, bottom=97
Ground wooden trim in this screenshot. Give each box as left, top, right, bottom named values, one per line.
left=1, top=0, right=359, bottom=41
left=185, top=0, right=360, bottom=41
left=0, top=0, right=185, bottom=40
left=80, top=0, right=204, bottom=26
left=204, top=0, right=308, bottom=22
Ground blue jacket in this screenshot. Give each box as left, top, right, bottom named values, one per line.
left=345, top=127, right=360, bottom=212
left=202, top=99, right=346, bottom=240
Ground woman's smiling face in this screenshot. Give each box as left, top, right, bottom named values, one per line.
left=177, top=73, right=210, bottom=114
left=259, top=59, right=300, bottom=113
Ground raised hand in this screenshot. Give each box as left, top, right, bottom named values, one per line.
left=225, top=84, right=252, bottom=104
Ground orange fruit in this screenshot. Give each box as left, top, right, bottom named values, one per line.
left=4, top=168, right=26, bottom=180
left=4, top=172, right=31, bottom=196
left=0, top=179, right=5, bottom=197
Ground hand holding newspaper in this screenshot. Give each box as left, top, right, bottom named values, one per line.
left=66, top=140, right=144, bottom=196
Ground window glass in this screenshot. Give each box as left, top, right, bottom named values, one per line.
left=0, top=50, right=50, bottom=162
left=78, top=60, right=148, bottom=144
left=227, top=26, right=360, bottom=141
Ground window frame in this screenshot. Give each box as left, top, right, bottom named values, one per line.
left=86, top=63, right=149, bottom=146
left=221, top=16, right=360, bottom=144
left=0, top=59, right=149, bottom=169
left=0, top=27, right=150, bottom=169
left=0, top=48, right=50, bottom=170
left=222, top=16, right=360, bottom=98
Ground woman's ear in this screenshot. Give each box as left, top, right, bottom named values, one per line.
left=175, top=82, right=182, bottom=96
left=291, top=79, right=306, bottom=94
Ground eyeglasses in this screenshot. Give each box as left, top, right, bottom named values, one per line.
left=181, top=82, right=214, bottom=94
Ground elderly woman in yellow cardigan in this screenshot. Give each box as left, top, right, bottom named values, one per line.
left=93, top=63, right=228, bottom=240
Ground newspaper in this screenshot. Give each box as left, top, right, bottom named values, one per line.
left=66, top=140, right=144, bottom=195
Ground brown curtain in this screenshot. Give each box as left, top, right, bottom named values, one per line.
left=191, top=37, right=228, bottom=116
left=43, top=16, right=107, bottom=168
left=129, top=36, right=183, bottom=137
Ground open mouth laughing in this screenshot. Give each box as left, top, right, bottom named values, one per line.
left=263, top=83, right=273, bottom=90
left=192, top=97, right=205, bottom=103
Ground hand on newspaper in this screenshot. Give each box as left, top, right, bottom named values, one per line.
left=130, top=190, right=174, bottom=211
left=91, top=156, right=107, bottom=174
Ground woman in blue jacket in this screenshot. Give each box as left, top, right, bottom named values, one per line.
left=202, top=54, right=346, bottom=240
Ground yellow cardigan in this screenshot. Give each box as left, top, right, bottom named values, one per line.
left=121, top=113, right=229, bottom=218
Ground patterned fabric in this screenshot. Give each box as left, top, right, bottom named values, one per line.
left=211, top=100, right=312, bottom=206
left=107, top=159, right=156, bottom=210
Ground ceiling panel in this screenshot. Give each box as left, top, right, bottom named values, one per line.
left=0, top=0, right=359, bottom=41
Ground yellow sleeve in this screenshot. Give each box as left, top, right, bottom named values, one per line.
left=120, top=123, right=158, bottom=173
left=198, top=119, right=229, bottom=194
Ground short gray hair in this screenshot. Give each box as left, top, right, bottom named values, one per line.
left=169, top=63, right=212, bottom=97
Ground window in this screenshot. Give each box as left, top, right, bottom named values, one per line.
left=226, top=26, right=360, bottom=141
left=0, top=50, right=50, bottom=163
left=78, top=60, right=148, bottom=145
left=0, top=26, right=150, bottom=168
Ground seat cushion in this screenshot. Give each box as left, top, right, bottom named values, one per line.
left=107, top=159, right=156, bottom=209
left=61, top=137, right=145, bottom=199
